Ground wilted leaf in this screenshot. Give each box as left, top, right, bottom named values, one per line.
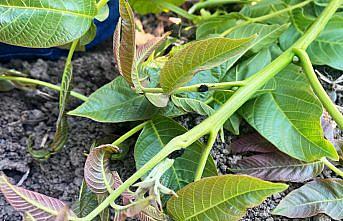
left=273, top=179, right=343, bottom=220
left=68, top=77, right=183, bottom=122
left=0, top=0, right=97, bottom=48
left=135, top=116, right=218, bottom=195
left=0, top=173, right=76, bottom=221
left=50, top=62, right=72, bottom=155
left=239, top=64, right=338, bottom=162
left=84, top=144, right=120, bottom=194
left=231, top=152, right=324, bottom=182
left=230, top=133, right=276, bottom=154
left=167, top=175, right=288, bottom=221
left=160, top=37, right=255, bottom=93
left=128, top=0, right=185, bottom=15
left=114, top=0, right=136, bottom=84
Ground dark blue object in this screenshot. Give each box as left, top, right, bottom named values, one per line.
left=0, top=0, right=119, bottom=61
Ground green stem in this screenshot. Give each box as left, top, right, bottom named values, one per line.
left=112, top=121, right=149, bottom=146
left=155, top=0, right=200, bottom=21
left=142, top=81, right=246, bottom=93
left=188, top=0, right=253, bottom=14
left=194, top=130, right=218, bottom=181
left=321, top=157, right=343, bottom=178
left=293, top=48, right=343, bottom=129
left=0, top=75, right=88, bottom=102
left=220, top=0, right=313, bottom=36
left=82, top=0, right=341, bottom=220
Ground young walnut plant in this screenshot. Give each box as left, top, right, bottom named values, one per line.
left=1, top=0, right=343, bottom=221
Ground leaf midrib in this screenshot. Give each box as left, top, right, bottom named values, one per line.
left=0, top=4, right=95, bottom=19
left=233, top=160, right=322, bottom=170
left=184, top=186, right=284, bottom=220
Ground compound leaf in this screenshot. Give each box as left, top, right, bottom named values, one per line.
left=160, top=37, right=255, bottom=93
left=68, top=77, right=183, bottom=122
left=273, top=179, right=343, bottom=220
left=0, top=0, right=97, bottom=48
left=135, top=116, right=218, bottom=194
left=239, top=64, right=338, bottom=162
left=167, top=175, right=288, bottom=221
left=0, top=173, right=76, bottom=221
left=84, top=144, right=120, bottom=194
left=231, top=152, right=324, bottom=182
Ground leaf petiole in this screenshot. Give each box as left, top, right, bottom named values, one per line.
left=293, top=48, right=343, bottom=129
left=321, top=157, right=343, bottom=178
left=0, top=75, right=88, bottom=102
left=194, top=130, right=219, bottom=181
left=112, top=121, right=150, bottom=146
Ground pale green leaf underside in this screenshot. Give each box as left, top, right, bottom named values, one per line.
left=134, top=116, right=218, bottom=193
left=160, top=37, right=255, bottom=93
left=0, top=0, right=97, bottom=48
left=273, top=179, right=343, bottom=220
left=68, top=77, right=183, bottom=123
left=167, top=175, right=288, bottom=221
left=239, top=64, right=338, bottom=162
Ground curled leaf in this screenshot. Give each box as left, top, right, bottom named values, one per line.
left=113, top=0, right=136, bottom=84
left=0, top=173, right=75, bottom=221
left=84, top=144, right=120, bottom=194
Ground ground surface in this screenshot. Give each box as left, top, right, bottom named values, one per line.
left=1, top=40, right=342, bottom=221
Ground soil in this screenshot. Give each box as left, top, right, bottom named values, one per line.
left=1, top=35, right=342, bottom=221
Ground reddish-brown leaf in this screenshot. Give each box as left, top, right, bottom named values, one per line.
left=0, top=173, right=75, bottom=221
left=230, top=133, right=276, bottom=154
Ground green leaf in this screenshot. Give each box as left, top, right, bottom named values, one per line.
left=95, top=2, right=109, bottom=22
left=68, top=77, right=183, bottom=123
left=72, top=181, right=99, bottom=218
left=239, top=0, right=290, bottom=25
left=128, top=0, right=185, bottom=15
left=0, top=0, right=97, bottom=48
left=113, top=0, right=136, bottom=84
left=160, top=37, right=255, bottom=93
left=226, top=23, right=289, bottom=53
left=166, top=175, right=288, bottom=221
left=171, top=96, right=215, bottom=116
left=134, top=116, right=218, bottom=194
left=273, top=179, right=343, bottom=220
left=239, top=64, right=338, bottom=162
left=280, top=12, right=343, bottom=70
left=145, top=93, right=170, bottom=108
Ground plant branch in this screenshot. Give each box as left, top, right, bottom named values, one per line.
left=321, top=157, right=343, bottom=178
left=0, top=75, right=88, bottom=102
left=293, top=48, right=343, bottom=129
left=112, top=121, right=149, bottom=146
left=155, top=0, right=200, bottom=21
left=141, top=81, right=246, bottom=93
left=220, top=0, right=313, bottom=36
left=188, top=0, right=253, bottom=14
left=82, top=0, right=342, bottom=219
left=194, top=130, right=218, bottom=181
